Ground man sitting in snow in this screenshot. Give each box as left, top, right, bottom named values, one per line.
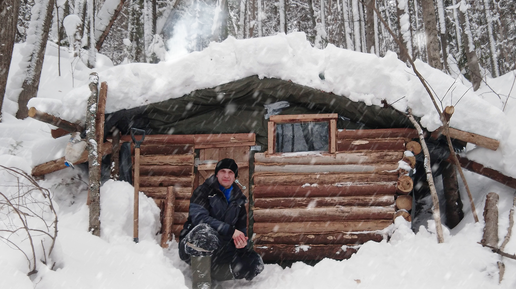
left=178, top=158, right=264, bottom=288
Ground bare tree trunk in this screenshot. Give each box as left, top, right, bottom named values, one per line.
left=342, top=0, right=353, bottom=50
left=257, top=0, right=263, bottom=37
left=436, top=0, right=449, bottom=72
left=16, top=0, right=55, bottom=119
left=442, top=162, right=464, bottom=228
left=364, top=0, right=375, bottom=54
left=421, top=0, right=443, bottom=70
left=87, top=0, right=96, bottom=68
left=0, top=0, right=20, bottom=122
left=95, top=0, right=126, bottom=51
left=457, top=0, right=482, bottom=91
left=482, top=192, right=499, bottom=248
left=395, top=0, right=407, bottom=62
left=351, top=0, right=361, bottom=51
left=279, top=0, right=286, bottom=33
left=483, top=0, right=499, bottom=77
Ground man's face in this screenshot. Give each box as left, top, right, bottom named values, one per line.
left=216, top=168, right=235, bottom=189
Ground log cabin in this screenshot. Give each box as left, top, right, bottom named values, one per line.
left=30, top=75, right=505, bottom=263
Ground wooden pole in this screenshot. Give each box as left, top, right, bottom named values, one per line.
left=407, top=110, right=444, bottom=243
left=28, top=107, right=84, bottom=132
left=87, top=72, right=101, bottom=237
left=161, top=186, right=175, bottom=248
left=481, top=192, right=499, bottom=248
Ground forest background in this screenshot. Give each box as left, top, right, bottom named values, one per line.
left=1, top=0, right=516, bottom=122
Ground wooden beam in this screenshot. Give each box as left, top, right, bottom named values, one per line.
left=455, top=155, right=516, bottom=189
left=252, top=183, right=397, bottom=198
left=139, top=154, right=194, bottom=166
left=270, top=113, right=338, bottom=123
left=252, top=206, right=395, bottom=222
left=32, top=142, right=113, bottom=177
left=160, top=186, right=175, bottom=248
left=337, top=138, right=406, bottom=152
left=431, top=127, right=499, bottom=151
left=329, top=119, right=337, bottom=153
left=252, top=232, right=384, bottom=245
left=255, top=151, right=403, bottom=164
left=28, top=107, right=84, bottom=133
left=338, top=128, right=418, bottom=139
left=252, top=195, right=395, bottom=209
left=254, top=163, right=398, bottom=174
left=267, top=121, right=275, bottom=154
left=140, top=186, right=192, bottom=199
left=252, top=220, right=392, bottom=234
left=253, top=172, right=398, bottom=186
left=138, top=175, right=193, bottom=187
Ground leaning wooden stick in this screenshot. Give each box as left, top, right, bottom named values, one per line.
left=407, top=109, right=444, bottom=243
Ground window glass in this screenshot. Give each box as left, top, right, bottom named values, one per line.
left=275, top=122, right=328, bottom=152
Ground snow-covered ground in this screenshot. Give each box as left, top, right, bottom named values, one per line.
left=1, top=32, right=516, bottom=288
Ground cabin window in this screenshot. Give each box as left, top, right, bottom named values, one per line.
left=275, top=122, right=328, bottom=152
left=267, top=114, right=337, bottom=154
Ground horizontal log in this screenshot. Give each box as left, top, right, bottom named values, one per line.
left=139, top=154, right=194, bottom=166
left=175, top=199, right=190, bottom=212
left=254, top=151, right=403, bottom=165
left=252, top=183, right=397, bottom=198
left=120, top=134, right=195, bottom=145
left=252, top=220, right=393, bottom=234
left=252, top=232, right=384, bottom=245
left=139, top=175, right=193, bottom=187
left=252, top=195, right=395, bottom=209
left=32, top=142, right=113, bottom=176
left=456, top=155, right=516, bottom=190
left=139, top=165, right=193, bottom=176
left=253, top=173, right=398, bottom=186
left=194, top=133, right=255, bottom=144
left=198, top=161, right=249, bottom=171
left=337, top=138, right=406, bottom=152
left=29, top=107, right=84, bottom=133
left=139, top=144, right=194, bottom=155
left=173, top=212, right=188, bottom=224
left=194, top=141, right=255, bottom=149
left=252, top=207, right=395, bottom=222
left=254, top=163, right=398, bottom=174
left=254, top=244, right=357, bottom=261
left=140, top=186, right=192, bottom=199
left=270, top=114, right=338, bottom=123
left=431, top=127, right=499, bottom=151
left=337, top=128, right=418, bottom=139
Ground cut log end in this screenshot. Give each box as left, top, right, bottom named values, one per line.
left=396, top=175, right=413, bottom=194
left=406, top=141, right=422, bottom=155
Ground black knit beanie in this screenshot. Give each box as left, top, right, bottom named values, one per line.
left=215, top=158, right=238, bottom=178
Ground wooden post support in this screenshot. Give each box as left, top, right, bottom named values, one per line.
left=329, top=119, right=337, bottom=153
left=87, top=72, right=101, bottom=237
left=95, top=82, right=108, bottom=170
left=28, top=107, right=84, bottom=133
left=161, top=186, right=175, bottom=248
left=110, top=129, right=120, bottom=180
left=267, top=121, right=275, bottom=154
left=482, top=192, right=499, bottom=248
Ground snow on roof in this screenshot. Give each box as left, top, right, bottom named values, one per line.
left=27, top=32, right=513, bottom=175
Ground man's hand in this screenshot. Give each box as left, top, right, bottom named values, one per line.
left=232, top=229, right=248, bottom=249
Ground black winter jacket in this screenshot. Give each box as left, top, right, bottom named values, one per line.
left=180, top=175, right=248, bottom=248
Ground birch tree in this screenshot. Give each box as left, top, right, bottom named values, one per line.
left=278, top=0, right=286, bottom=34
left=342, top=0, right=353, bottom=50
left=482, top=0, right=499, bottom=77
left=0, top=0, right=20, bottom=121
left=364, top=0, right=375, bottom=54
left=16, top=0, right=56, bottom=119
left=421, top=0, right=443, bottom=70
left=457, top=0, right=481, bottom=90
left=351, top=0, right=361, bottom=51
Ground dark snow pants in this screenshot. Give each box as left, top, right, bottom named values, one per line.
left=179, top=223, right=264, bottom=281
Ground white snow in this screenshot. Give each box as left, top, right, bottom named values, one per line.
left=1, top=31, right=516, bottom=289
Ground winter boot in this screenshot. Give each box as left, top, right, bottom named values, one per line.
left=191, top=256, right=212, bottom=289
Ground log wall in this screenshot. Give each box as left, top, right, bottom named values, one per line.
left=252, top=128, right=418, bottom=262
